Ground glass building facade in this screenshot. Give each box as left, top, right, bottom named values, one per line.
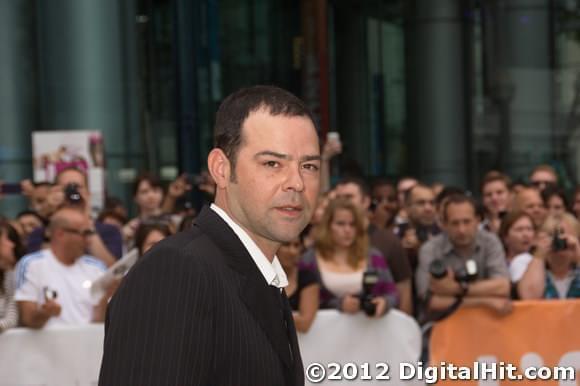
left=1, top=0, right=580, bottom=215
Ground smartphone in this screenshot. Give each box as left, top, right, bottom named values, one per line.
left=43, top=287, right=58, bottom=301
left=0, top=183, right=22, bottom=195
left=327, top=131, right=340, bottom=142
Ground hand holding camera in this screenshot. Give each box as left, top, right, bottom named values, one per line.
left=341, top=294, right=360, bottom=314
left=429, top=258, right=478, bottom=296
left=41, top=287, right=61, bottom=317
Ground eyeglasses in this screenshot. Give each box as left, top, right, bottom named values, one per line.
left=411, top=199, right=435, bottom=207
left=530, top=180, right=556, bottom=188
left=61, top=227, right=95, bottom=237
left=372, top=196, right=398, bottom=205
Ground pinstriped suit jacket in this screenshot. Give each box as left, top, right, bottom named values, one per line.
left=98, top=206, right=304, bottom=386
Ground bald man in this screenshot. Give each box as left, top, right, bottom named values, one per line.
left=513, top=188, right=548, bottom=229
left=15, top=207, right=112, bottom=328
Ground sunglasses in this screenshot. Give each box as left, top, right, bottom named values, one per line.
left=61, top=227, right=96, bottom=237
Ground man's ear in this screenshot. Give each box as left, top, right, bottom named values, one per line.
left=207, top=148, right=231, bottom=189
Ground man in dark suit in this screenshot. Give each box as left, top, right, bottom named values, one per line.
left=98, top=85, right=321, bottom=386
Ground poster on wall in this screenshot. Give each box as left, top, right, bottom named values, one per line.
left=32, top=130, right=105, bottom=213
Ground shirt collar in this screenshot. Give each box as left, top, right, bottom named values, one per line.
left=210, top=204, right=288, bottom=288
left=441, top=231, right=482, bottom=257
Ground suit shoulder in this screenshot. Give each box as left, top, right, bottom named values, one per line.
left=130, top=224, right=223, bottom=275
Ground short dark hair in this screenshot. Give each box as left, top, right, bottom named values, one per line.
left=16, top=210, right=46, bottom=226
left=134, top=222, right=172, bottom=257
left=97, top=209, right=127, bottom=226
left=370, top=177, right=395, bottom=192
left=442, top=194, right=478, bottom=222
left=133, top=173, right=163, bottom=197
left=214, top=85, right=315, bottom=179
left=404, top=184, right=433, bottom=206
left=541, top=185, right=569, bottom=210
left=336, top=176, right=371, bottom=198
left=481, top=170, right=512, bottom=193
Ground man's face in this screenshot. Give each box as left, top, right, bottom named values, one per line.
left=335, top=183, right=368, bottom=211
left=482, top=180, right=511, bottom=216
left=56, top=170, right=90, bottom=208
left=18, top=214, right=43, bottom=238
left=224, top=110, right=321, bottom=247
left=31, top=185, right=51, bottom=217
left=57, top=211, right=91, bottom=259
left=407, top=186, right=436, bottom=226
left=372, top=184, right=398, bottom=222
left=445, top=202, right=479, bottom=249
left=397, top=178, right=418, bottom=208
left=519, top=189, right=547, bottom=228
left=530, top=170, right=557, bottom=191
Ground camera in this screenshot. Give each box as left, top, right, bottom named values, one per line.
left=43, top=286, right=58, bottom=301
left=64, top=183, right=83, bottom=205
left=552, top=230, right=568, bottom=251
left=359, top=271, right=379, bottom=316
left=429, top=258, right=478, bottom=282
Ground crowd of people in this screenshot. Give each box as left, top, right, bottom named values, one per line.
left=0, top=153, right=579, bottom=342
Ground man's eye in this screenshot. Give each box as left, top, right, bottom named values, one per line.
left=264, top=161, right=279, bottom=168
left=303, top=163, right=319, bottom=172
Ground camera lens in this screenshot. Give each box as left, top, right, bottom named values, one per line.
left=429, top=259, right=447, bottom=279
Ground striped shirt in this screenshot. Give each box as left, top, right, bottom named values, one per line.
left=0, top=270, right=18, bottom=332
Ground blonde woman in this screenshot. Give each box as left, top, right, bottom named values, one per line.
left=519, top=213, right=580, bottom=299
left=300, top=198, right=398, bottom=317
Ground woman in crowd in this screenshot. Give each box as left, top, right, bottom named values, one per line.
left=519, top=213, right=580, bottom=299
left=542, top=186, right=569, bottom=218
left=123, top=174, right=166, bottom=246
left=300, top=198, right=398, bottom=317
left=499, top=212, right=536, bottom=294
left=277, top=237, right=319, bottom=333
left=134, top=222, right=172, bottom=257
left=0, top=220, right=23, bottom=332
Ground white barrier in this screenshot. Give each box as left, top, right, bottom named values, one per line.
left=300, top=309, right=422, bottom=385
left=0, top=310, right=421, bottom=386
left=0, top=324, right=104, bottom=386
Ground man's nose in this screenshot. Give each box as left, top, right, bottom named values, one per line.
left=283, top=164, right=305, bottom=192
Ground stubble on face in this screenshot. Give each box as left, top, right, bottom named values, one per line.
left=222, top=109, right=321, bottom=254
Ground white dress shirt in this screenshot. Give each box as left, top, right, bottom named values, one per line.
left=211, top=204, right=288, bottom=289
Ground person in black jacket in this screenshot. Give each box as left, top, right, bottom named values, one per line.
left=98, top=85, right=321, bottom=386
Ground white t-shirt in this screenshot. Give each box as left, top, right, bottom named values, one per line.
left=509, top=252, right=533, bottom=282
left=14, top=249, right=107, bottom=327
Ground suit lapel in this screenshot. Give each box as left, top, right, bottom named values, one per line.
left=195, top=206, right=293, bottom=368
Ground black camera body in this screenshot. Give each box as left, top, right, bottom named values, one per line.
left=429, top=258, right=478, bottom=283
left=359, top=271, right=379, bottom=317
left=552, top=232, right=568, bottom=252
left=64, top=183, right=83, bottom=205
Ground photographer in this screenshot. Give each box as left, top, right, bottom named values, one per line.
left=518, top=213, right=580, bottom=299
left=300, top=198, right=399, bottom=318
left=416, top=194, right=511, bottom=318
left=26, top=167, right=122, bottom=266
left=396, top=184, right=441, bottom=270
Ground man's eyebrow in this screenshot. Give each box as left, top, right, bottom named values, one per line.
left=254, top=151, right=322, bottom=162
